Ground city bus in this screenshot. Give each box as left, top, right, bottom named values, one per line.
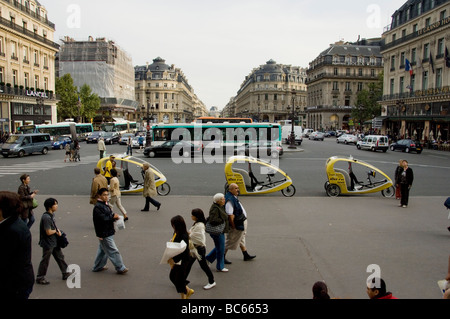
left=101, top=120, right=137, bottom=134
left=150, top=122, right=281, bottom=153
left=196, top=117, right=253, bottom=123
left=18, top=122, right=94, bottom=140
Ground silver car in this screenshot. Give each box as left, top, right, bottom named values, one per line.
left=308, top=131, right=325, bottom=141
left=336, top=134, right=358, bottom=144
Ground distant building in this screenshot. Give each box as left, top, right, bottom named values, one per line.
left=306, top=39, right=384, bottom=131
left=134, top=57, right=207, bottom=124
left=232, top=59, right=307, bottom=124
left=380, top=0, right=450, bottom=143
left=0, top=0, right=59, bottom=132
left=209, top=106, right=220, bottom=117
left=57, top=36, right=137, bottom=125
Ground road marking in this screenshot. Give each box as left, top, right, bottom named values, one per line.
left=0, top=155, right=100, bottom=177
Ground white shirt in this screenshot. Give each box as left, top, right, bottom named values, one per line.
left=225, top=196, right=247, bottom=218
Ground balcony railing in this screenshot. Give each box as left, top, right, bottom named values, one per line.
left=382, top=85, right=450, bottom=101
left=0, top=85, right=55, bottom=99
left=0, top=16, right=59, bottom=50
left=2, top=0, right=56, bottom=29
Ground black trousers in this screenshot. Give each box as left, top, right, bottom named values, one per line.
left=37, top=246, right=68, bottom=279
left=170, top=264, right=188, bottom=294
left=185, top=246, right=215, bottom=284
left=400, top=183, right=410, bottom=206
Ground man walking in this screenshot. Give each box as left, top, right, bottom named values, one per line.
left=90, top=167, right=108, bottom=205
left=141, top=163, right=161, bottom=211
left=224, top=183, right=255, bottom=263
left=98, top=137, right=106, bottom=159
left=92, top=188, right=128, bottom=274
left=399, top=160, right=414, bottom=208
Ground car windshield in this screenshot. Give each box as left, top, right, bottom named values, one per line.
left=5, top=135, right=21, bottom=144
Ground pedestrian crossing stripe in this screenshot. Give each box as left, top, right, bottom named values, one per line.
left=0, top=155, right=100, bottom=177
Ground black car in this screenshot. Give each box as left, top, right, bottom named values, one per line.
left=390, top=139, right=422, bottom=154
left=102, top=132, right=120, bottom=145
left=86, top=131, right=104, bottom=143
left=144, top=140, right=201, bottom=158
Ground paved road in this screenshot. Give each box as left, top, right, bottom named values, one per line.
left=28, top=193, right=448, bottom=300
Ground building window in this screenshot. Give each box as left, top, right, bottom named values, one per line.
left=411, top=48, right=416, bottom=63
left=423, top=43, right=429, bottom=60
left=436, top=68, right=442, bottom=88
left=422, top=71, right=428, bottom=90
left=13, top=70, right=18, bottom=86
left=437, top=38, right=444, bottom=57
left=332, top=81, right=338, bottom=90
left=345, top=82, right=351, bottom=91
left=334, top=68, right=338, bottom=75
left=11, top=41, right=17, bottom=59
left=34, top=75, right=39, bottom=89
left=24, top=72, right=29, bottom=88
left=0, top=67, right=3, bottom=83
left=440, top=10, right=447, bottom=20
left=390, top=79, right=395, bottom=95
left=410, top=74, right=415, bottom=92
left=44, top=77, right=48, bottom=90
left=399, top=76, right=404, bottom=94
left=357, top=82, right=363, bottom=91
left=400, top=52, right=405, bottom=68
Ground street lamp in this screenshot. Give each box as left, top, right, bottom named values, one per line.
left=287, top=89, right=299, bottom=149
left=145, top=101, right=154, bottom=147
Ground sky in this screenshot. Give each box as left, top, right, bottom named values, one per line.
left=39, top=0, right=407, bottom=110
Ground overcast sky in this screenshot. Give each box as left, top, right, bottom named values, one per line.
left=40, top=0, right=406, bottom=110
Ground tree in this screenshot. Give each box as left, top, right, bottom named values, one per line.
left=55, top=74, right=101, bottom=122
left=78, top=84, right=100, bottom=122
left=352, top=71, right=384, bottom=129
left=55, top=74, right=78, bottom=121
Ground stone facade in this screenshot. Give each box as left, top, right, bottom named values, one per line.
left=0, top=0, right=59, bottom=132
left=306, top=39, right=384, bottom=131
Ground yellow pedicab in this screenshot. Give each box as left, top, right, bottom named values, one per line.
left=224, top=155, right=295, bottom=197
left=97, top=154, right=170, bottom=195
left=324, top=156, right=395, bottom=197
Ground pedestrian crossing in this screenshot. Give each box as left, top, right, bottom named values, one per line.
left=0, top=155, right=101, bottom=177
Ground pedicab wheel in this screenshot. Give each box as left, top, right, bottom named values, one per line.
left=381, top=186, right=395, bottom=198
left=224, top=182, right=229, bottom=193
left=326, top=184, right=341, bottom=197
left=281, top=185, right=296, bottom=197
left=324, top=181, right=330, bottom=191
left=157, top=183, right=171, bottom=196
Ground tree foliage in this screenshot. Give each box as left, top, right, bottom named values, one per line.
left=352, top=71, right=384, bottom=128
left=55, top=74, right=100, bottom=122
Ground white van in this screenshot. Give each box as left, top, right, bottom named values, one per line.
left=1, top=133, right=52, bottom=157
left=282, top=125, right=303, bottom=145
left=356, top=135, right=389, bottom=152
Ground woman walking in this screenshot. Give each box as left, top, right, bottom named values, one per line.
left=109, top=169, right=128, bottom=221
left=185, top=208, right=216, bottom=290
left=168, top=215, right=194, bottom=299
left=205, top=193, right=229, bottom=272
left=18, top=174, right=38, bottom=228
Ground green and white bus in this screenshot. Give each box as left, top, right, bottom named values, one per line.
left=101, top=121, right=137, bottom=134
left=150, top=122, right=282, bottom=151
left=19, top=122, right=94, bottom=140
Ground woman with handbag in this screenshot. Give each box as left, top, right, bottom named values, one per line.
left=205, top=193, right=229, bottom=272
left=168, top=215, right=194, bottom=299
left=18, top=174, right=38, bottom=229
left=185, top=208, right=216, bottom=290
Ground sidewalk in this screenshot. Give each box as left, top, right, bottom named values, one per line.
left=29, top=194, right=448, bottom=299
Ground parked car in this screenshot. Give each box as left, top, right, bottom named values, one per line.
left=324, top=131, right=336, bottom=137
left=86, top=131, right=104, bottom=143
left=119, top=133, right=135, bottom=145
left=52, top=136, right=72, bottom=150
left=144, top=140, right=201, bottom=158
left=102, top=132, right=120, bottom=145
left=1, top=133, right=52, bottom=157
left=235, top=141, right=284, bottom=158
left=302, top=128, right=314, bottom=137
left=336, top=130, right=347, bottom=137
left=336, top=134, right=358, bottom=144
left=357, top=135, right=389, bottom=152
left=308, top=131, right=325, bottom=141
left=131, top=136, right=146, bottom=148
left=390, top=139, right=423, bottom=154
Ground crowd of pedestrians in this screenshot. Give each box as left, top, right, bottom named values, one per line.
left=0, top=156, right=448, bottom=300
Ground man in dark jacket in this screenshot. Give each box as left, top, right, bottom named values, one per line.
left=92, top=188, right=128, bottom=274
left=399, top=160, right=414, bottom=208
left=0, top=191, right=34, bottom=299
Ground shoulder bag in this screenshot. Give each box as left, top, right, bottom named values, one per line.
left=205, top=217, right=225, bottom=236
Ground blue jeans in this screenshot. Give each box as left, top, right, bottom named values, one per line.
left=206, top=233, right=225, bottom=270
left=92, top=235, right=126, bottom=272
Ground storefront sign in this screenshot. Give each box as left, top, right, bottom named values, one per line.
left=417, top=16, right=450, bottom=36
left=414, top=86, right=450, bottom=97
left=26, top=90, right=49, bottom=98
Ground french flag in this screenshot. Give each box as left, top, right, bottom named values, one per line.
left=405, top=59, right=413, bottom=76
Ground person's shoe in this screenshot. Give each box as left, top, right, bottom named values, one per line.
left=141, top=209, right=149, bottom=212
left=243, top=251, right=256, bottom=261
left=203, top=282, right=216, bottom=290
left=117, top=268, right=129, bottom=274
left=156, top=204, right=161, bottom=211
left=186, top=288, right=195, bottom=299
left=402, top=205, right=407, bottom=208
left=124, top=216, right=128, bottom=221
left=224, top=258, right=232, bottom=264
left=62, top=272, right=70, bottom=280
left=217, top=268, right=229, bottom=272
left=36, top=278, right=50, bottom=285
